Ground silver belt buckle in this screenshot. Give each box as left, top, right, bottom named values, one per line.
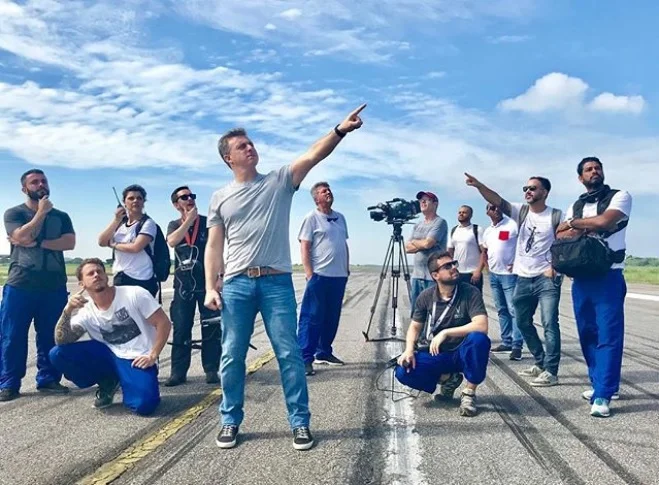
left=247, top=266, right=262, bottom=278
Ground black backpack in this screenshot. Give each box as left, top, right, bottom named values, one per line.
left=450, top=224, right=481, bottom=253
left=134, top=215, right=171, bottom=283
left=550, top=188, right=627, bottom=279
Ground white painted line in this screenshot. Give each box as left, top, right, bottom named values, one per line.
left=627, top=292, right=659, bottom=303
left=383, top=311, right=427, bottom=485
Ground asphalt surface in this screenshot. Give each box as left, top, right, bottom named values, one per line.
left=0, top=272, right=657, bottom=485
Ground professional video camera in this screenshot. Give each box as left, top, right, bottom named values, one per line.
left=367, top=198, right=420, bottom=224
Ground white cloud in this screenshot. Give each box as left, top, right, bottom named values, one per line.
left=279, top=8, right=302, bottom=20
left=426, top=71, right=446, bottom=79
left=487, top=35, right=531, bottom=44
left=264, top=23, right=277, bottom=31
left=498, top=72, right=588, bottom=113
left=588, top=93, right=646, bottom=114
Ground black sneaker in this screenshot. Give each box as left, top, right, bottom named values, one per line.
left=292, top=426, right=314, bottom=450
left=509, top=348, right=522, bottom=361
left=37, top=381, right=70, bottom=394
left=491, top=344, right=512, bottom=353
left=314, top=354, right=345, bottom=366
left=205, top=372, right=221, bottom=385
left=305, top=362, right=316, bottom=376
left=0, top=388, right=20, bottom=402
left=216, top=425, right=239, bottom=449
left=435, top=373, right=464, bottom=400
left=94, top=378, right=120, bottom=409
left=164, top=375, right=187, bottom=387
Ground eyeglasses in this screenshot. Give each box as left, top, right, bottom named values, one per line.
left=525, top=226, right=536, bottom=253
left=432, top=260, right=459, bottom=273
left=522, top=185, right=538, bottom=193
left=178, top=193, right=197, bottom=201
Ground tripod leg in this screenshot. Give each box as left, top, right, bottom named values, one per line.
left=363, top=235, right=395, bottom=341
left=398, top=240, right=413, bottom=306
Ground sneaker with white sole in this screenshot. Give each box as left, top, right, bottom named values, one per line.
left=459, top=390, right=478, bottom=417
left=518, top=365, right=543, bottom=378
left=530, top=370, right=558, bottom=387
left=216, top=425, right=239, bottom=449
left=314, top=354, right=345, bottom=366
left=590, top=398, right=611, bottom=418
left=292, top=426, right=314, bottom=450
left=582, top=389, right=620, bottom=401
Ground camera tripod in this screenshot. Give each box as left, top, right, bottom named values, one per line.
left=362, top=222, right=412, bottom=342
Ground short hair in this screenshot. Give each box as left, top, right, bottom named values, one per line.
left=217, top=128, right=248, bottom=169
left=20, top=169, right=45, bottom=186
left=76, top=258, right=106, bottom=281
left=427, top=250, right=453, bottom=273
left=530, top=176, right=551, bottom=193
left=310, top=181, right=330, bottom=200
left=122, top=184, right=147, bottom=202
left=170, top=185, right=190, bottom=204
left=459, top=205, right=473, bottom=216
left=577, top=157, right=603, bottom=176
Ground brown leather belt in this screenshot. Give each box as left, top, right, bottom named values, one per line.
left=241, top=266, right=287, bottom=278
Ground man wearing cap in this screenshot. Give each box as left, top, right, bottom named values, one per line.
left=405, top=191, right=448, bottom=313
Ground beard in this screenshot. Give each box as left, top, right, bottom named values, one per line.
left=584, top=177, right=604, bottom=191
left=26, top=188, right=49, bottom=201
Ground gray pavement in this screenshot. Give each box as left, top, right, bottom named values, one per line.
left=0, top=272, right=657, bottom=485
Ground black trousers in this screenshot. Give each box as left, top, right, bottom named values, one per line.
left=113, top=272, right=159, bottom=298
left=169, top=291, right=222, bottom=377
left=459, top=272, right=483, bottom=293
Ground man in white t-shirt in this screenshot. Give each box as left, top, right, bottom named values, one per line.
left=448, top=205, right=485, bottom=292
left=481, top=203, right=523, bottom=360
left=555, top=157, right=632, bottom=418
left=48, top=258, right=172, bottom=415
left=297, top=182, right=349, bottom=376
left=465, top=173, right=563, bottom=387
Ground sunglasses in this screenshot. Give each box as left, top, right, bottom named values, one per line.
left=432, top=260, right=459, bottom=272
left=522, top=185, right=539, bottom=193
left=178, top=193, right=197, bottom=201
left=486, top=205, right=498, bottom=211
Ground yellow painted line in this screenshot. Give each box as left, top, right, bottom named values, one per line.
left=77, top=350, right=276, bottom=485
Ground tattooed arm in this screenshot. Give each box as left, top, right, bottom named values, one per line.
left=54, top=289, right=88, bottom=345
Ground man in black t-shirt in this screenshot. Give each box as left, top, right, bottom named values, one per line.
left=1, top=169, right=75, bottom=401
left=396, top=251, right=490, bottom=417
left=164, top=186, right=221, bottom=386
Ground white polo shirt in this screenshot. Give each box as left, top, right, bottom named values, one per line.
left=482, top=216, right=518, bottom=275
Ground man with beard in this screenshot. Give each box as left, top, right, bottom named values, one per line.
left=297, top=182, right=350, bottom=377
left=405, top=191, right=448, bottom=313
left=49, top=258, right=171, bottom=415
left=164, top=185, right=221, bottom=387
left=465, top=173, right=563, bottom=387
left=555, top=157, right=631, bottom=417
left=0, top=169, right=75, bottom=402
left=395, top=251, right=490, bottom=417
left=448, top=205, right=485, bottom=291
left=205, top=104, right=365, bottom=451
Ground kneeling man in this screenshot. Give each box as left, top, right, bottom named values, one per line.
left=396, top=251, right=490, bottom=416
left=49, top=258, right=171, bottom=415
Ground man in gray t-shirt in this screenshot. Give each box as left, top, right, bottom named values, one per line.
left=405, top=191, right=447, bottom=314
left=204, top=104, right=366, bottom=451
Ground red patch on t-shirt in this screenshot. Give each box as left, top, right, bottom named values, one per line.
left=498, top=231, right=510, bottom=241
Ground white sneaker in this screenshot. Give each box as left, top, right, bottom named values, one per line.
left=530, top=370, right=558, bottom=387
left=590, top=398, right=611, bottom=418
left=518, top=365, right=543, bottom=378
left=582, top=389, right=620, bottom=401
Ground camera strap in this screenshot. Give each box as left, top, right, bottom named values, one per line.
left=184, top=216, right=200, bottom=247
left=426, top=285, right=459, bottom=342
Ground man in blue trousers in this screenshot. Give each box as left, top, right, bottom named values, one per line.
left=396, top=251, right=490, bottom=417
left=298, top=181, right=350, bottom=377
left=556, top=157, right=631, bottom=418
left=1, top=169, right=75, bottom=402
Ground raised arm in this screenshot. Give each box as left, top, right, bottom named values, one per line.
left=290, top=104, right=366, bottom=188
left=6, top=197, right=52, bottom=246
left=98, top=206, right=127, bottom=247
left=54, top=289, right=88, bottom=345
left=464, top=173, right=512, bottom=217
left=167, top=208, right=198, bottom=247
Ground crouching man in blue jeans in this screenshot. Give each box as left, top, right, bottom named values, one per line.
left=49, top=258, right=171, bottom=415
left=396, top=251, right=490, bottom=417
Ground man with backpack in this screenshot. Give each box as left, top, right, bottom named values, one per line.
left=448, top=205, right=485, bottom=292
left=465, top=173, right=563, bottom=387
left=554, top=157, right=631, bottom=417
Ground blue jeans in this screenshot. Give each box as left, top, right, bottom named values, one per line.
left=489, top=273, right=523, bottom=349
left=513, top=274, right=562, bottom=375
left=298, top=274, right=348, bottom=363
left=572, top=270, right=626, bottom=402
left=395, top=332, right=491, bottom=392
left=49, top=340, right=160, bottom=415
left=0, top=285, right=68, bottom=391
left=410, top=278, right=434, bottom=315
left=221, top=274, right=310, bottom=429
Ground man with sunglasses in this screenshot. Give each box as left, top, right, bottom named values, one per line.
left=164, top=186, right=221, bottom=387
left=396, top=251, right=490, bottom=417
left=405, top=191, right=447, bottom=313
left=482, top=204, right=523, bottom=360
left=555, top=157, right=631, bottom=417
left=465, top=173, right=562, bottom=387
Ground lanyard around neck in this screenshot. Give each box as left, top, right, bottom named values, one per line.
left=427, top=286, right=459, bottom=341
left=184, top=216, right=200, bottom=247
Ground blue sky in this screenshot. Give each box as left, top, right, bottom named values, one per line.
left=1, top=0, right=657, bottom=263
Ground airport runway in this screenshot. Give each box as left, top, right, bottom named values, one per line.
left=0, top=272, right=657, bottom=485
